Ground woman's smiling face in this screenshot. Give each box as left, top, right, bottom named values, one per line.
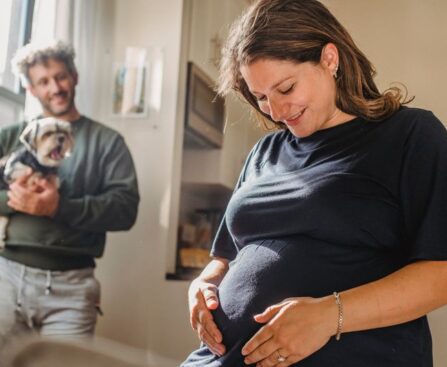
left=240, top=45, right=354, bottom=137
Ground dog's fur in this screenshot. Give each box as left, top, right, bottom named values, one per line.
left=0, top=117, right=74, bottom=249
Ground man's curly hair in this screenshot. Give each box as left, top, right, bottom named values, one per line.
left=11, top=40, right=77, bottom=87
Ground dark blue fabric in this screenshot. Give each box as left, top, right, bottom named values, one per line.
left=181, top=108, right=447, bottom=366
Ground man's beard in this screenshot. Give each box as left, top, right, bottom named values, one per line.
left=40, top=92, right=75, bottom=117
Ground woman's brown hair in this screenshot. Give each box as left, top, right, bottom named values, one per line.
left=218, top=0, right=412, bottom=129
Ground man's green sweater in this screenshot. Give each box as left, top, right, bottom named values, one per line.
left=0, top=116, right=139, bottom=270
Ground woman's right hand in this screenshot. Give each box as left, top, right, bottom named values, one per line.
left=188, top=258, right=229, bottom=356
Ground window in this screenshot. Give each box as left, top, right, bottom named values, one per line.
left=0, top=0, right=34, bottom=94
left=0, top=0, right=67, bottom=125
left=0, top=0, right=35, bottom=126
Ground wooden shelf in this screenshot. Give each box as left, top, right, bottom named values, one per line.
left=181, top=181, right=233, bottom=203
left=166, top=267, right=203, bottom=281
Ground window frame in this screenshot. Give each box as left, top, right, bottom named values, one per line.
left=0, top=0, right=35, bottom=107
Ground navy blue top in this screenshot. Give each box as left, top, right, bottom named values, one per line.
left=181, top=108, right=447, bottom=367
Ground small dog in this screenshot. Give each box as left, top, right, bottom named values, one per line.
left=0, top=117, right=74, bottom=249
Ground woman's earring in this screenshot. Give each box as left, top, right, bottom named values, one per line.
left=333, top=65, right=339, bottom=79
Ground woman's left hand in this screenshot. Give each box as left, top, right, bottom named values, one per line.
left=241, top=296, right=337, bottom=366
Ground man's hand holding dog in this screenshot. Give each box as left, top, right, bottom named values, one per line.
left=7, top=173, right=60, bottom=217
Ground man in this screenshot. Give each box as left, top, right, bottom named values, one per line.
left=0, top=41, right=139, bottom=347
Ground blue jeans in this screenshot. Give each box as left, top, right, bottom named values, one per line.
left=0, top=257, right=101, bottom=349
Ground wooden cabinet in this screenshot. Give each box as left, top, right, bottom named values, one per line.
left=184, top=0, right=262, bottom=186
left=167, top=0, right=265, bottom=280
left=188, top=0, right=229, bottom=80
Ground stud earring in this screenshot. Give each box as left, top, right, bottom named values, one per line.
left=333, top=65, right=339, bottom=79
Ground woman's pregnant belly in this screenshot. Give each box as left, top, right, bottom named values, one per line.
left=211, top=238, right=400, bottom=352
left=212, top=239, right=310, bottom=350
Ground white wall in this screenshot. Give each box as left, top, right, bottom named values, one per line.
left=85, top=0, right=447, bottom=365
left=90, top=0, right=197, bottom=362
left=322, top=2, right=447, bottom=365
left=324, top=0, right=447, bottom=123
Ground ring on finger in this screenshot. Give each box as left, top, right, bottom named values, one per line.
left=276, top=350, right=287, bottom=363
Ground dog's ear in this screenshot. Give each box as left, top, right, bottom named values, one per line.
left=19, top=120, right=39, bottom=152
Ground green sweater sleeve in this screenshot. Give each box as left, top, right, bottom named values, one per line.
left=0, top=191, right=15, bottom=215
left=0, top=122, right=24, bottom=216
left=53, top=133, right=139, bottom=232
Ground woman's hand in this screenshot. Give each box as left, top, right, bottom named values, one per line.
left=241, top=296, right=337, bottom=366
left=242, top=261, right=447, bottom=366
left=188, top=258, right=229, bottom=357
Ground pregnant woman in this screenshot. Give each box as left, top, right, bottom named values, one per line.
left=181, top=1, right=447, bottom=366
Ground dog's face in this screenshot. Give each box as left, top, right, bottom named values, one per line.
left=20, top=117, right=74, bottom=167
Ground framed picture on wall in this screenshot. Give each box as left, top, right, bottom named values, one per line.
left=111, top=46, right=164, bottom=122
left=112, top=64, right=148, bottom=117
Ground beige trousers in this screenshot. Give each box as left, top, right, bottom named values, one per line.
left=0, top=257, right=101, bottom=351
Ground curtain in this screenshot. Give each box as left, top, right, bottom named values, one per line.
left=72, top=0, right=101, bottom=118
left=26, top=0, right=107, bottom=120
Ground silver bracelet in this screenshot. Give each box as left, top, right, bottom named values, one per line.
left=333, top=291, right=343, bottom=341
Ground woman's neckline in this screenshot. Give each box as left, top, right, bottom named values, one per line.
left=288, top=116, right=367, bottom=152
